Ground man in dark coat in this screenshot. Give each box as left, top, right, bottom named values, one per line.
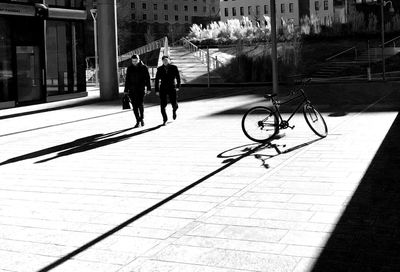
left=155, top=56, right=181, bottom=125
left=124, top=54, right=151, bottom=128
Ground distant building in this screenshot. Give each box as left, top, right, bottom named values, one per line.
left=220, top=0, right=300, bottom=26
left=118, top=0, right=220, bottom=25
left=221, top=0, right=350, bottom=26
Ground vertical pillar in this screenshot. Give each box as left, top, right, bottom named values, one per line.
left=207, top=46, right=210, bottom=88
left=97, top=0, right=119, bottom=100
left=380, top=1, right=386, bottom=81
left=270, top=0, right=279, bottom=94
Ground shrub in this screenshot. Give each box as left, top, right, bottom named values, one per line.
left=186, top=16, right=297, bottom=45
left=393, top=13, right=400, bottom=31
left=367, top=13, right=378, bottom=33
left=216, top=53, right=296, bottom=83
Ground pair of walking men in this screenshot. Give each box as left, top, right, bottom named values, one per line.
left=124, top=54, right=181, bottom=127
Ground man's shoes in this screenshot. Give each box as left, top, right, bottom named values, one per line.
left=134, top=122, right=140, bottom=128
left=162, top=119, right=168, bottom=126
left=173, top=109, right=177, bottom=120
left=140, top=119, right=145, bottom=126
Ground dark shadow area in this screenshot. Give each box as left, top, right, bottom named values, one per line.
left=37, top=142, right=266, bottom=272
left=311, top=113, right=400, bottom=272
left=0, top=126, right=162, bottom=166
left=207, top=87, right=400, bottom=117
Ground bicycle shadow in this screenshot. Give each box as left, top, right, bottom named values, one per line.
left=217, top=137, right=322, bottom=168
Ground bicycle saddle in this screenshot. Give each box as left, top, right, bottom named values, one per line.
left=264, top=93, right=277, bottom=99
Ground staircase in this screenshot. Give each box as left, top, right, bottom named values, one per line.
left=313, top=46, right=400, bottom=79
left=167, top=46, right=224, bottom=84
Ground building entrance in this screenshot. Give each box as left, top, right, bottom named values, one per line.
left=16, top=46, right=43, bottom=104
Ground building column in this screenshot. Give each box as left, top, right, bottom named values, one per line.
left=97, top=0, right=119, bottom=100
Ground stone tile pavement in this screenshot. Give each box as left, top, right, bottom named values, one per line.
left=0, top=88, right=398, bottom=272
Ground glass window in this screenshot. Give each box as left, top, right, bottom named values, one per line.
left=194, top=6, right=197, bottom=12
left=164, top=4, right=168, bottom=10
left=174, top=4, right=178, bottom=11
left=165, top=15, right=168, bottom=21
left=143, top=14, right=147, bottom=20
left=154, top=14, right=158, bottom=20
left=256, top=5, right=260, bottom=15
left=289, top=3, right=294, bottom=13
left=153, top=4, right=157, bottom=10
left=264, top=5, right=268, bottom=14
left=315, top=1, right=320, bottom=11
left=142, top=3, right=146, bottom=9
left=0, top=18, right=13, bottom=102
left=281, top=4, right=285, bottom=13
left=324, top=1, right=329, bottom=10
left=184, top=5, right=188, bottom=11
left=46, top=21, right=83, bottom=95
left=131, top=3, right=135, bottom=9
left=248, top=6, right=251, bottom=15
left=185, top=15, right=189, bottom=21
left=224, top=8, right=228, bottom=17
left=232, top=7, right=236, bottom=16
left=240, top=7, right=244, bottom=16
left=43, top=0, right=83, bottom=8
left=175, top=15, right=179, bottom=21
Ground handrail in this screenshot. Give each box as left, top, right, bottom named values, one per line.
left=119, top=37, right=168, bottom=63
left=383, top=35, right=400, bottom=47
left=325, top=46, right=357, bottom=61
left=180, top=37, right=224, bottom=70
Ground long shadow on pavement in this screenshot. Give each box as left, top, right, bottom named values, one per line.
left=0, top=125, right=162, bottom=166
left=311, top=113, right=400, bottom=271
left=37, top=142, right=268, bottom=272
left=37, top=135, right=323, bottom=271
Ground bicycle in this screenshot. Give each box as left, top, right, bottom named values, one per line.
left=242, top=79, right=328, bottom=143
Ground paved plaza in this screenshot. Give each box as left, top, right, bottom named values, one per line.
left=0, top=87, right=399, bottom=272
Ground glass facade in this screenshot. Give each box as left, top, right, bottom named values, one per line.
left=0, top=18, right=13, bottom=102
left=0, top=1, right=86, bottom=106
left=13, top=0, right=84, bottom=8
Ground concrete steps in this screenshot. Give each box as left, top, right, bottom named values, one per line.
left=313, top=47, right=400, bottom=78
left=168, top=46, right=224, bottom=84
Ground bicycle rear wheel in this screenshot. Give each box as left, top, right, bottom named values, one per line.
left=303, top=104, right=328, bottom=138
left=242, top=106, right=279, bottom=143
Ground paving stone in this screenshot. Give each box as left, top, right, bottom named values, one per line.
left=0, top=89, right=397, bottom=271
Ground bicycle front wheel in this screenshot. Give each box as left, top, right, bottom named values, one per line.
left=303, top=104, right=328, bottom=138
left=242, top=106, right=278, bottom=143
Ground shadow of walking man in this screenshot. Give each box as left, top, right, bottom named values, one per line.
left=0, top=125, right=162, bottom=166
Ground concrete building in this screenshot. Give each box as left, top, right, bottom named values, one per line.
left=117, top=0, right=220, bottom=24
left=0, top=0, right=87, bottom=109
left=220, top=0, right=300, bottom=26
left=220, top=0, right=348, bottom=26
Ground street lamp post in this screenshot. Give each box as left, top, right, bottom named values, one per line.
left=90, top=9, right=99, bottom=87
left=270, top=0, right=279, bottom=94
left=380, top=0, right=395, bottom=81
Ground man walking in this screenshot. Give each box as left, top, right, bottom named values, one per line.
left=155, top=56, right=181, bottom=125
left=124, top=54, right=151, bottom=128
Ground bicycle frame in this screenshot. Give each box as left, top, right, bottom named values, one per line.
left=270, top=88, right=310, bottom=126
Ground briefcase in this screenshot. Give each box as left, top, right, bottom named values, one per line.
left=122, top=94, right=131, bottom=110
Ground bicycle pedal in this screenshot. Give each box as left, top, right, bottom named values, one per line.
left=290, top=125, right=295, bottom=129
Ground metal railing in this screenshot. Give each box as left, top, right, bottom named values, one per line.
left=179, top=37, right=224, bottom=70
left=325, top=46, right=358, bottom=61
left=382, top=35, right=400, bottom=47
left=118, top=37, right=169, bottom=63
